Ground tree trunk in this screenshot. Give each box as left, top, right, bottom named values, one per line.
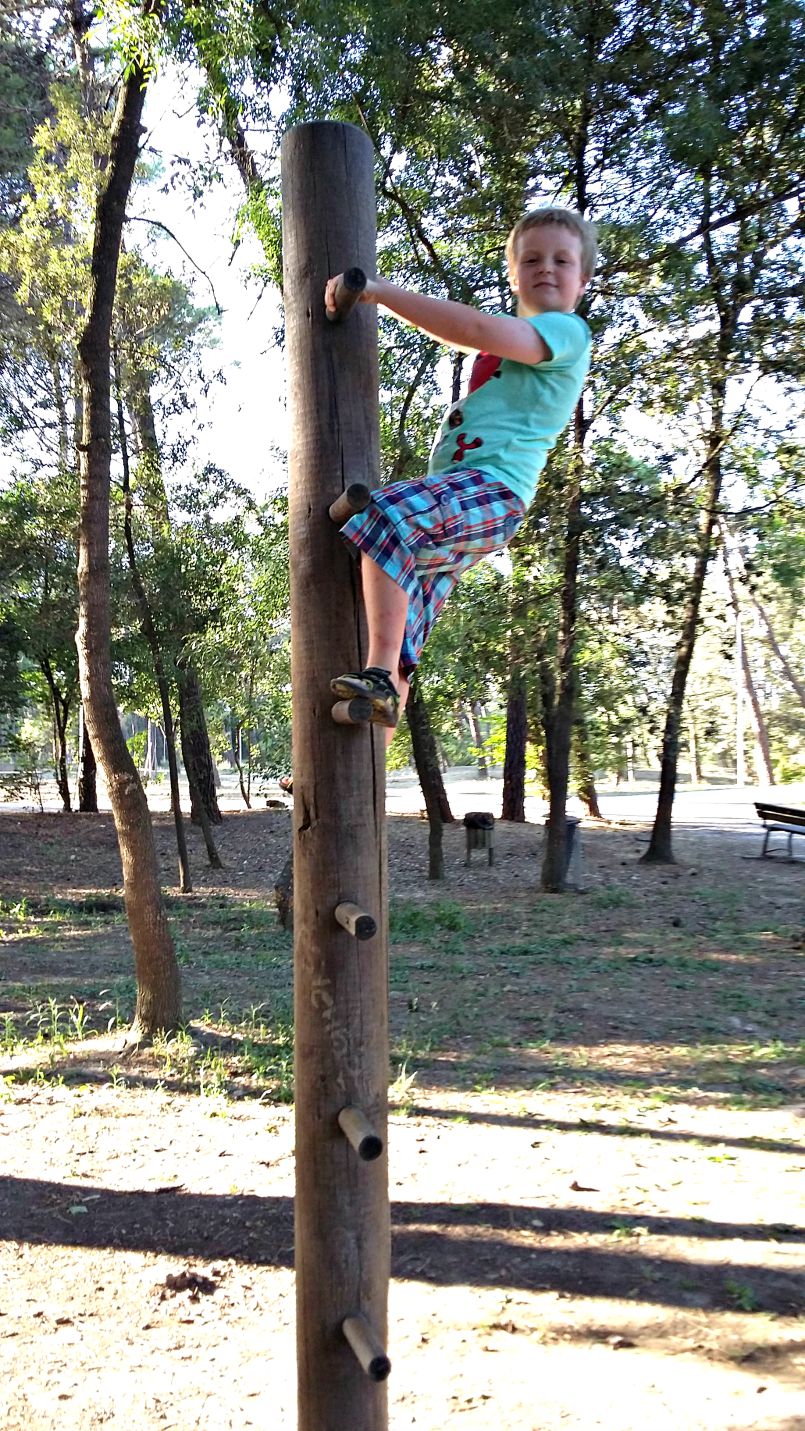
left=501, top=670, right=526, bottom=822
left=41, top=658, right=71, bottom=811
left=753, top=596, right=805, bottom=710
left=643, top=188, right=738, bottom=865
left=75, top=53, right=180, bottom=1041
left=720, top=520, right=805, bottom=711
left=720, top=544, right=774, bottom=785
left=127, top=347, right=223, bottom=829
left=688, top=708, right=704, bottom=784
left=742, top=657, right=774, bottom=785
left=183, top=749, right=224, bottom=869
left=466, top=701, right=488, bottom=776
left=642, top=519, right=717, bottom=862
left=541, top=441, right=584, bottom=893
left=407, top=673, right=452, bottom=879
left=77, top=710, right=97, bottom=812
left=274, top=851, right=293, bottom=929
left=177, top=661, right=223, bottom=825
left=117, top=386, right=193, bottom=893
left=407, top=673, right=454, bottom=821
left=231, top=721, right=252, bottom=808
left=574, top=709, right=602, bottom=818
left=643, top=435, right=725, bottom=861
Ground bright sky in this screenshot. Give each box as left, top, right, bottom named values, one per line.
left=140, top=66, right=288, bottom=501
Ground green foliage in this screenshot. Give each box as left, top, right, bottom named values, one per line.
left=0, top=734, right=44, bottom=810
left=0, top=22, right=54, bottom=218
left=0, top=0, right=802, bottom=791
left=98, top=0, right=167, bottom=81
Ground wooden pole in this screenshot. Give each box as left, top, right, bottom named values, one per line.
left=281, top=121, right=389, bottom=1431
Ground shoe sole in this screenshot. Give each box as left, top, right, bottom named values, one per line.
left=330, top=676, right=398, bottom=728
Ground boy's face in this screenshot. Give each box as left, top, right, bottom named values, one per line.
left=510, top=227, right=588, bottom=315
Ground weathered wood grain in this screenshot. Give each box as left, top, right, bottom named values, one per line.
left=281, top=120, right=389, bottom=1431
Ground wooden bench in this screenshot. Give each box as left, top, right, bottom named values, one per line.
left=754, top=802, right=805, bottom=860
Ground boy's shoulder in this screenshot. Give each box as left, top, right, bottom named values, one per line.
left=526, top=309, right=590, bottom=335
left=525, top=309, right=591, bottom=363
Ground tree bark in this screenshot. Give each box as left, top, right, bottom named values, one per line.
left=116, top=375, right=193, bottom=893
left=466, top=701, right=488, bottom=776
left=282, top=120, right=389, bottom=1431
left=182, top=742, right=224, bottom=869
left=77, top=710, right=97, bottom=812
left=574, top=708, right=602, bottom=818
left=127, top=354, right=223, bottom=829
left=687, top=708, right=704, bottom=784
left=720, top=544, right=774, bottom=785
left=177, top=660, right=223, bottom=825
left=541, top=441, right=584, bottom=892
left=407, top=673, right=454, bottom=819
left=752, top=596, right=805, bottom=710
left=41, top=657, right=71, bottom=812
left=720, top=518, right=804, bottom=733
left=75, top=51, right=180, bottom=1040
left=501, top=670, right=527, bottom=822
left=642, top=469, right=722, bottom=862
left=406, top=673, right=453, bottom=879
left=231, top=720, right=252, bottom=808
left=643, top=164, right=742, bottom=864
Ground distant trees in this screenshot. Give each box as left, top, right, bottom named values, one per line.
left=0, top=476, right=80, bottom=810
left=0, top=0, right=802, bottom=911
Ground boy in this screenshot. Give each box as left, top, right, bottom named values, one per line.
left=326, top=207, right=596, bottom=741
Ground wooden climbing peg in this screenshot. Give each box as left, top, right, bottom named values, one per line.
left=338, top=1106, right=384, bottom=1161
left=335, top=902, right=377, bottom=940
left=342, top=1314, right=391, bottom=1382
left=331, top=697, right=373, bottom=726
left=329, top=482, right=372, bottom=526
left=326, top=266, right=367, bottom=322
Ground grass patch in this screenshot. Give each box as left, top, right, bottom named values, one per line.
left=390, top=898, right=471, bottom=941
left=2, top=830, right=802, bottom=1109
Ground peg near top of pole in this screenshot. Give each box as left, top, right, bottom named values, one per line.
left=327, top=267, right=367, bottom=322
left=281, top=121, right=376, bottom=325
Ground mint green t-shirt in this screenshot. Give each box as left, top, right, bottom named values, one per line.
left=427, top=310, right=592, bottom=508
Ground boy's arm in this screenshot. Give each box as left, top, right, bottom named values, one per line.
left=325, top=274, right=549, bottom=365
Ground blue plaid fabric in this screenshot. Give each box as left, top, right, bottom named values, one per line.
left=340, top=468, right=525, bottom=675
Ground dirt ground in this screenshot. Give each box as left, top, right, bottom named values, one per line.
left=0, top=803, right=803, bottom=1430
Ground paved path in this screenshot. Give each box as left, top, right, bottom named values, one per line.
left=386, top=769, right=805, bottom=844
left=6, top=767, right=805, bottom=853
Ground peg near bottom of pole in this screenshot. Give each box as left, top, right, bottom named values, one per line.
left=338, top=1105, right=384, bottom=1161
left=331, top=697, right=373, bottom=726
left=329, top=483, right=372, bottom=526
left=342, top=1314, right=391, bottom=1381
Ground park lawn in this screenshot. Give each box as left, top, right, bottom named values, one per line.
left=0, top=806, right=802, bottom=1430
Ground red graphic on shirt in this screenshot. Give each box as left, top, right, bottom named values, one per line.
left=452, top=433, right=484, bottom=463
left=468, top=351, right=502, bottom=392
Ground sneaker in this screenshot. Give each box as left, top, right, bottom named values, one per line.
left=330, top=667, right=400, bottom=728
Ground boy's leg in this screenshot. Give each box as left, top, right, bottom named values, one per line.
left=334, top=470, right=524, bottom=737
left=361, top=555, right=408, bottom=677
left=360, top=555, right=412, bottom=743
left=331, top=555, right=410, bottom=733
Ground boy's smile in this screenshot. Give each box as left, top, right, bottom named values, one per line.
left=510, top=229, right=588, bottom=315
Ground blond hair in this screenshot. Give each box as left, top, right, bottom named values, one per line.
left=506, top=208, right=598, bottom=279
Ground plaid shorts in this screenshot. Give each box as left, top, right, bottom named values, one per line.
left=341, top=468, right=525, bottom=675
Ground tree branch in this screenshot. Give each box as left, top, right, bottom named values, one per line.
left=125, top=214, right=222, bottom=313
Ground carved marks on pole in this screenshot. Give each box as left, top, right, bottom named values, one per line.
left=310, top=972, right=365, bottom=1097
